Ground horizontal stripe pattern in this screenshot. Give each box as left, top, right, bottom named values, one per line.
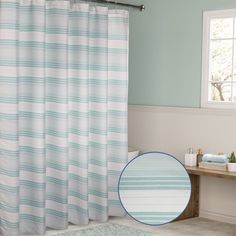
left=0, top=0, right=128, bottom=234
left=0, top=40, right=127, bottom=54
left=119, top=153, right=191, bottom=225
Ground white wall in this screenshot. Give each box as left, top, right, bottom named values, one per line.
left=128, top=105, right=236, bottom=224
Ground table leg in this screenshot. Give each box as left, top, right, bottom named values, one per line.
left=176, top=174, right=200, bottom=220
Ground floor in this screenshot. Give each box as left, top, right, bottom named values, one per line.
left=38, top=216, right=236, bottom=236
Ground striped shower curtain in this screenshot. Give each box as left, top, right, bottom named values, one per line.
left=0, top=1, right=129, bottom=235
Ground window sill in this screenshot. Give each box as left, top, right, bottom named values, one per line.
left=201, top=101, right=236, bottom=110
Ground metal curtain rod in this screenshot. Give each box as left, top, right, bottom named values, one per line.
left=89, top=0, right=145, bottom=12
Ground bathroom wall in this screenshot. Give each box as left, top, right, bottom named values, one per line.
left=127, top=0, right=236, bottom=224
left=128, top=105, right=236, bottom=224
left=129, top=0, right=236, bottom=107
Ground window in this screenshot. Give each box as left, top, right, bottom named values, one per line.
left=202, top=10, right=236, bottom=109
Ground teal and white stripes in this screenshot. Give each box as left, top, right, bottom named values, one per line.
left=119, top=153, right=191, bottom=225
left=0, top=1, right=128, bottom=235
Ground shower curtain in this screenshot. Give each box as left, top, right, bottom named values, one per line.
left=0, top=1, right=129, bottom=235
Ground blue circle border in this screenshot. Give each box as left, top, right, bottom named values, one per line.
left=118, top=151, right=192, bottom=227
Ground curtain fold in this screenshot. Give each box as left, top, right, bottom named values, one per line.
left=0, top=1, right=129, bottom=235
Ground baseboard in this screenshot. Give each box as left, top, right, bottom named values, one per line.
left=200, top=210, right=236, bottom=225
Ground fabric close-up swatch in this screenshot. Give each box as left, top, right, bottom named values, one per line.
left=118, top=152, right=191, bottom=225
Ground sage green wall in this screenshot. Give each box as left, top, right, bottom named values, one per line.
left=128, top=0, right=236, bottom=107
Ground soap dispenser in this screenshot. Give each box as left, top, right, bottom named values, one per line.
left=184, top=148, right=197, bottom=167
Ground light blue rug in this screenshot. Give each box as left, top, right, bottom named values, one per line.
left=53, top=223, right=154, bottom=236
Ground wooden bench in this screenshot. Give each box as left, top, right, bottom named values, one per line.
left=177, top=166, right=236, bottom=221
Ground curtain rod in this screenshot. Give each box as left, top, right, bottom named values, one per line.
left=88, top=0, right=145, bottom=12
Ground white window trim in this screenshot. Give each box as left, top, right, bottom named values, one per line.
left=201, top=9, right=236, bottom=109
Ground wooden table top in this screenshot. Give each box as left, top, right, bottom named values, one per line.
left=185, top=166, right=236, bottom=180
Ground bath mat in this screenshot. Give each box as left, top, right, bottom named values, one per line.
left=53, top=223, right=154, bottom=236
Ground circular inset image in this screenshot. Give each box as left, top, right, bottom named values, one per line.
left=118, top=152, right=191, bottom=226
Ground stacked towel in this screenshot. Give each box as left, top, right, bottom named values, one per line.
left=199, top=162, right=227, bottom=171
left=202, top=154, right=228, bottom=164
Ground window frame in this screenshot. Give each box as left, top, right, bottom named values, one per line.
left=202, top=9, right=236, bottom=109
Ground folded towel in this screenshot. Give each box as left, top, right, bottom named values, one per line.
left=199, top=162, right=227, bottom=171
left=202, top=154, right=228, bottom=164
